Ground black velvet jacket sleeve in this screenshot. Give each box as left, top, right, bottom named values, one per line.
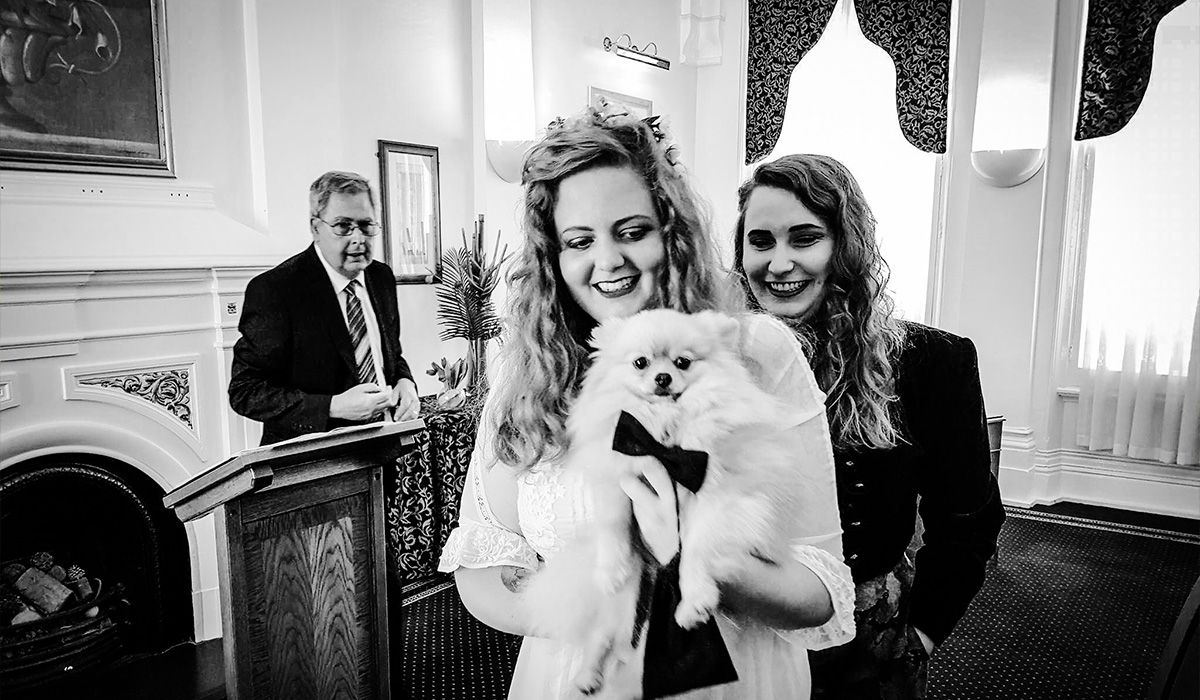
left=832, top=323, right=1005, bottom=645
left=903, top=326, right=1004, bottom=645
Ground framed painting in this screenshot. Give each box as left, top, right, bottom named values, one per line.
left=378, top=140, right=442, bottom=284
left=588, top=87, right=653, bottom=120
left=0, top=0, right=174, bottom=176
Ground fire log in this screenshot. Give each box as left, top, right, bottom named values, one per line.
left=14, top=567, right=73, bottom=614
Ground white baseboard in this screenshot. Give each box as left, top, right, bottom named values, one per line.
left=998, top=433, right=1200, bottom=519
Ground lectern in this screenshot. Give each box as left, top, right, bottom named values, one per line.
left=164, top=420, right=423, bottom=700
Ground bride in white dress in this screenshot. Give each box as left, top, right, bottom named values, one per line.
left=438, top=110, right=855, bottom=699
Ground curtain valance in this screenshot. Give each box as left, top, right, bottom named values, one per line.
left=745, top=0, right=952, bottom=164
left=1075, top=0, right=1187, bottom=140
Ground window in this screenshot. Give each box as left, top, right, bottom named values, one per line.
left=1074, top=1, right=1198, bottom=376
left=766, top=0, right=938, bottom=320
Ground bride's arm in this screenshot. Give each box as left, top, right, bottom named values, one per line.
left=452, top=464, right=538, bottom=636
left=720, top=313, right=856, bottom=644
left=439, top=413, right=540, bottom=637
left=714, top=416, right=838, bottom=630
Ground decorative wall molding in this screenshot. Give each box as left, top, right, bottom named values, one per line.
left=78, top=369, right=195, bottom=430
left=64, top=357, right=206, bottom=460
left=0, top=271, right=93, bottom=311
left=0, top=269, right=213, bottom=303
left=0, top=172, right=217, bottom=210
left=0, top=339, right=79, bottom=362
left=0, top=268, right=223, bottom=363
left=1000, top=436, right=1199, bottom=519
left=0, top=374, right=19, bottom=411
left=6, top=323, right=216, bottom=350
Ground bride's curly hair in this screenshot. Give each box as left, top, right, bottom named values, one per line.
left=490, top=109, right=732, bottom=470
left=731, top=154, right=905, bottom=451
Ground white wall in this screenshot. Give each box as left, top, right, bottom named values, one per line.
left=254, top=0, right=476, bottom=393
left=691, top=0, right=747, bottom=257
left=0, top=0, right=480, bottom=395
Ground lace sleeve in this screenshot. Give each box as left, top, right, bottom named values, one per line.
left=774, top=543, right=856, bottom=650
left=437, top=363, right=540, bottom=573
left=438, top=452, right=540, bottom=571
left=438, top=519, right=540, bottom=571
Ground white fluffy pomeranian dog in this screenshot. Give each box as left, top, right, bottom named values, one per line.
left=521, top=309, right=805, bottom=697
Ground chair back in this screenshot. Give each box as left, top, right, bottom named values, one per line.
left=1147, top=574, right=1200, bottom=699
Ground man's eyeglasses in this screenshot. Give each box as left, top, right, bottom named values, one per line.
left=312, top=217, right=381, bottom=237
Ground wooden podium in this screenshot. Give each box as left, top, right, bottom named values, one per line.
left=164, top=420, right=423, bottom=700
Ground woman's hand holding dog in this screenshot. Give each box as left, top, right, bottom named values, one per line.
left=620, top=460, right=690, bottom=566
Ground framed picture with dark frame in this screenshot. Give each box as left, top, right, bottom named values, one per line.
left=588, top=86, right=653, bottom=120
left=0, top=0, right=174, bottom=176
left=378, top=140, right=442, bottom=284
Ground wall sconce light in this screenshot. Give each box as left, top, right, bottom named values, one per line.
left=603, top=33, right=670, bottom=70
left=485, top=139, right=535, bottom=184
left=970, top=148, right=1046, bottom=188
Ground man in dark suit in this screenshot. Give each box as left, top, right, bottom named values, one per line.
left=229, top=170, right=420, bottom=445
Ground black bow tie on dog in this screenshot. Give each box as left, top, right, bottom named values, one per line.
left=612, top=410, right=710, bottom=493
left=611, top=410, right=738, bottom=698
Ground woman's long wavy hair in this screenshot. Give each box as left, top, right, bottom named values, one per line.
left=731, top=154, right=905, bottom=451
left=490, top=110, right=733, bottom=470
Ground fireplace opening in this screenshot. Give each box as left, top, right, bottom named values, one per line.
left=0, top=453, right=193, bottom=691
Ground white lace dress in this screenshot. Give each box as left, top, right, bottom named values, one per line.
left=439, top=314, right=856, bottom=699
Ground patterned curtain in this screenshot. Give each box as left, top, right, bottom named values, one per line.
left=1075, top=0, right=1187, bottom=141
left=745, top=0, right=952, bottom=164
left=855, top=0, right=952, bottom=153
left=745, top=0, right=839, bottom=164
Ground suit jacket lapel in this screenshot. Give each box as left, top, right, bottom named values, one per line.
left=301, top=246, right=358, bottom=378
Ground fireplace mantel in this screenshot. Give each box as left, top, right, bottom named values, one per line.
left=0, top=265, right=269, bottom=641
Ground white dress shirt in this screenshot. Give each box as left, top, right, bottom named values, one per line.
left=314, top=247, right=388, bottom=388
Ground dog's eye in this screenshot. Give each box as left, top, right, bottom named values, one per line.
left=673, top=357, right=692, bottom=370
left=633, top=357, right=649, bottom=370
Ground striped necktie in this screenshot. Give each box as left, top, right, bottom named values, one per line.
left=344, top=280, right=378, bottom=385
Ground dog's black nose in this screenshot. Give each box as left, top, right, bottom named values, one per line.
left=654, top=373, right=672, bottom=387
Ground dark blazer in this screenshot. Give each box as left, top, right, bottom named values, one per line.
left=229, top=245, right=414, bottom=445
left=833, top=322, right=1005, bottom=645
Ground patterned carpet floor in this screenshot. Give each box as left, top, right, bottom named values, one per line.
left=397, top=575, right=521, bottom=700
left=929, top=507, right=1200, bottom=699
left=397, top=507, right=1200, bottom=700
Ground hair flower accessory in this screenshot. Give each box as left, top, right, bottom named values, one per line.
left=641, top=114, right=681, bottom=168
left=543, top=102, right=682, bottom=169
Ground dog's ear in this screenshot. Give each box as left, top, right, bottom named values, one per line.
left=589, top=316, right=627, bottom=351
left=694, top=311, right=741, bottom=349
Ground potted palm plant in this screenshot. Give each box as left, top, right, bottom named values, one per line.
left=431, top=215, right=510, bottom=409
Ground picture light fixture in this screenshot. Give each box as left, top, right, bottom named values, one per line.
left=603, top=33, right=670, bottom=71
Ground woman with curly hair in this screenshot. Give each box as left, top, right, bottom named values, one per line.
left=732, top=153, right=1005, bottom=699
left=438, top=114, right=856, bottom=698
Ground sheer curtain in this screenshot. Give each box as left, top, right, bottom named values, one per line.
left=1073, top=1, right=1199, bottom=467
left=1076, top=299, right=1200, bottom=465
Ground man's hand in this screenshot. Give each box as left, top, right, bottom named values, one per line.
left=330, top=383, right=394, bottom=421
left=390, top=378, right=420, bottom=421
